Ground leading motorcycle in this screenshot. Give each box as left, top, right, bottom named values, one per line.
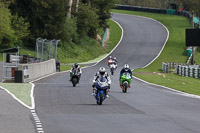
left=94, top=76, right=109, bottom=105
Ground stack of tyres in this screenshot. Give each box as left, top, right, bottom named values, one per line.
left=185, top=66, right=189, bottom=77
left=194, top=68, right=198, bottom=78
left=188, top=67, right=191, bottom=77
left=175, top=65, right=179, bottom=74
left=198, top=69, right=200, bottom=78
left=178, top=65, right=182, bottom=76
left=181, top=66, right=184, bottom=76
left=192, top=68, right=195, bottom=78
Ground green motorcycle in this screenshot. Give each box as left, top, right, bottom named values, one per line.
left=120, top=72, right=132, bottom=93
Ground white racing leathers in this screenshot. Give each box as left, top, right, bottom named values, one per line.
left=92, top=72, right=111, bottom=89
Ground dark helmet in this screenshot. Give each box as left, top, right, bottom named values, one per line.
left=74, top=63, right=79, bottom=68
left=99, top=67, right=106, bottom=75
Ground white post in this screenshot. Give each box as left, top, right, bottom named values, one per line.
left=76, top=0, right=79, bottom=12
left=68, top=0, right=73, bottom=18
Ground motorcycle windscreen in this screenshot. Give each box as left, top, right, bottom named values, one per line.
left=99, top=76, right=107, bottom=82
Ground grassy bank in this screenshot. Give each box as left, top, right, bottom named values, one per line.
left=112, top=9, right=200, bottom=96
left=59, top=19, right=122, bottom=71
left=57, top=19, right=121, bottom=64
left=1, top=19, right=121, bottom=65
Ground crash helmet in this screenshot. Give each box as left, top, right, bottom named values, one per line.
left=109, top=56, right=112, bottom=59
left=113, top=57, right=116, bottom=60
left=99, top=67, right=106, bottom=75
left=124, top=64, right=129, bottom=71
left=74, top=63, right=79, bottom=68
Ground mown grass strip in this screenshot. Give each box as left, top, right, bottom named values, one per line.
left=0, top=83, right=32, bottom=106
left=112, top=9, right=200, bottom=96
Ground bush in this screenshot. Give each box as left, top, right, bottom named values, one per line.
left=0, top=2, right=16, bottom=48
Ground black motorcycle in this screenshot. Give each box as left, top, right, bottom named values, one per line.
left=71, top=71, right=81, bottom=87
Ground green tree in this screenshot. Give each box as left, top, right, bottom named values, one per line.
left=0, top=1, right=16, bottom=48
left=91, top=0, right=116, bottom=28
left=11, top=14, right=30, bottom=45
left=76, top=3, right=99, bottom=38
left=10, top=0, right=69, bottom=47
left=61, top=17, right=78, bottom=43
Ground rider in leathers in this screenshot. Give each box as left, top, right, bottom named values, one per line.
left=69, top=63, right=82, bottom=82
left=119, top=64, right=132, bottom=87
left=92, top=67, right=111, bottom=98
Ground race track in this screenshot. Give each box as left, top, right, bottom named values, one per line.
left=34, top=13, right=200, bottom=133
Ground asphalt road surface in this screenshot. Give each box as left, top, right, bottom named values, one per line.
left=34, top=13, right=200, bottom=133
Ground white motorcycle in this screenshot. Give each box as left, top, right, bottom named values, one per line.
left=109, top=63, right=117, bottom=75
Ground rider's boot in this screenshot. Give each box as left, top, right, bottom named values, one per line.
left=92, top=89, right=96, bottom=96
left=106, top=90, right=110, bottom=98
left=120, top=84, right=122, bottom=88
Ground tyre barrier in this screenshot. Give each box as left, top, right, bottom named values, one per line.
left=162, top=62, right=186, bottom=73
left=176, top=65, right=200, bottom=79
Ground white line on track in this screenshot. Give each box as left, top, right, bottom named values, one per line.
left=31, top=109, right=45, bottom=133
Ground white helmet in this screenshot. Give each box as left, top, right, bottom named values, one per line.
left=99, top=67, right=106, bottom=75
left=124, top=64, right=129, bottom=71
left=113, top=57, right=116, bottom=60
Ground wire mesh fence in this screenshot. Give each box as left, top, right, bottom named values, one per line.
left=35, top=38, right=60, bottom=62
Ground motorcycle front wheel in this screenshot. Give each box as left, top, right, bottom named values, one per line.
left=72, top=77, right=78, bottom=87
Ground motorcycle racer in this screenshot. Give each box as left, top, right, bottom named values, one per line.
left=119, top=64, right=132, bottom=87
left=92, top=67, right=111, bottom=97
left=69, top=63, right=82, bottom=82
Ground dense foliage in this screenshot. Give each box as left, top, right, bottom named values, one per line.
left=0, top=0, right=116, bottom=49
left=0, top=1, right=29, bottom=48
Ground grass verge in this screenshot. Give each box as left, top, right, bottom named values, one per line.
left=0, top=83, right=32, bottom=106
left=112, top=9, right=200, bottom=96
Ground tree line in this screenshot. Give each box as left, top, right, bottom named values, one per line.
left=0, top=0, right=116, bottom=49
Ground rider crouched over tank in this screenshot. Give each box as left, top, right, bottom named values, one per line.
left=119, top=64, right=132, bottom=88
left=69, top=63, right=82, bottom=82
left=92, top=67, right=111, bottom=98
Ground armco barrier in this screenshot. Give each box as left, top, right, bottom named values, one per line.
left=17, top=59, right=56, bottom=82
left=115, top=5, right=166, bottom=14
left=115, top=5, right=193, bottom=21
